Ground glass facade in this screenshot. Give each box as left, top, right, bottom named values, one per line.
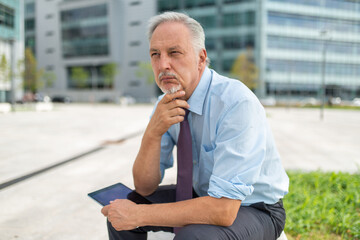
left=156, top=0, right=360, bottom=100
left=266, top=1, right=360, bottom=99
left=25, top=2, right=35, bottom=16
left=0, top=2, right=14, bottom=28
left=157, top=0, right=257, bottom=74
left=268, top=12, right=360, bottom=33
left=61, top=4, right=109, bottom=58
left=223, top=35, right=254, bottom=49
left=158, top=0, right=180, bottom=11
left=269, top=0, right=360, bottom=12
left=268, top=36, right=360, bottom=55
left=67, top=65, right=113, bottom=89
left=267, top=59, right=360, bottom=77
left=223, top=11, right=255, bottom=27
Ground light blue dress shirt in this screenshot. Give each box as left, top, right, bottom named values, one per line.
left=155, top=67, right=289, bottom=206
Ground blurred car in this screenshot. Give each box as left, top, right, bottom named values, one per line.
left=328, top=97, right=341, bottom=106
left=51, top=95, right=71, bottom=103
left=260, top=97, right=276, bottom=106
left=300, top=97, right=319, bottom=106
left=352, top=98, right=360, bottom=106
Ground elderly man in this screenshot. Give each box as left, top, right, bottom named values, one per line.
left=101, top=12, right=289, bottom=240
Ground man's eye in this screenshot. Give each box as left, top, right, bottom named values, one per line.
left=151, top=53, right=159, bottom=57
left=171, top=51, right=181, bottom=55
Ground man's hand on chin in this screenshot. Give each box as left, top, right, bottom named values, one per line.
left=101, top=199, right=141, bottom=231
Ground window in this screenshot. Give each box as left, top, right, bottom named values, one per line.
left=130, top=1, right=141, bottom=6
left=46, top=48, right=55, bottom=54
left=25, top=2, right=35, bottom=15
left=62, top=24, right=109, bottom=58
left=129, top=41, right=141, bottom=46
left=198, top=0, right=216, bottom=7
left=129, top=80, right=140, bottom=87
left=45, top=14, right=53, bottom=19
left=67, top=65, right=114, bottom=89
left=129, top=61, right=139, bottom=66
left=196, top=15, right=216, bottom=29
left=222, top=58, right=236, bottom=71
left=25, top=36, right=36, bottom=54
left=224, top=0, right=253, bottom=3
left=0, top=3, right=15, bottom=28
left=158, top=0, right=179, bottom=12
left=46, top=31, right=54, bottom=37
left=46, top=65, right=54, bottom=71
left=205, top=38, right=216, bottom=50
left=268, top=12, right=360, bottom=33
left=129, top=21, right=141, bottom=26
left=223, top=36, right=242, bottom=49
left=25, top=19, right=35, bottom=31
left=223, top=13, right=242, bottom=27
left=61, top=4, right=107, bottom=22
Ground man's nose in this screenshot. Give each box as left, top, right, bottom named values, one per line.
left=158, top=54, right=171, bottom=71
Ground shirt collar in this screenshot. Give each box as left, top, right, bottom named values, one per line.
left=187, top=67, right=212, bottom=116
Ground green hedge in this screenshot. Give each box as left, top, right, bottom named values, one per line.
left=283, top=171, right=360, bottom=240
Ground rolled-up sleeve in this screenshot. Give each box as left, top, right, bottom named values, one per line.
left=207, top=98, right=267, bottom=200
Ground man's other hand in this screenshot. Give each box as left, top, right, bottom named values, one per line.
left=101, top=199, right=140, bottom=231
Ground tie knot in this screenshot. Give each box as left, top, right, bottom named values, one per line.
left=184, top=109, right=190, bottom=120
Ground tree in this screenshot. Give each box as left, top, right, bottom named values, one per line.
left=100, top=63, right=118, bottom=88
left=42, top=71, right=56, bottom=89
left=71, top=67, right=89, bottom=88
left=136, top=62, right=154, bottom=85
left=230, top=49, right=259, bottom=91
left=0, top=54, right=10, bottom=84
left=23, top=48, right=44, bottom=93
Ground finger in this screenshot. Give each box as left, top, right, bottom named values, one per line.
left=168, top=107, right=186, bottom=118
left=162, top=90, right=185, bottom=103
left=168, top=99, right=190, bottom=110
left=101, top=206, right=109, bottom=216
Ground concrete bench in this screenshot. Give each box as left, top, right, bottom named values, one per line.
left=0, top=103, right=11, bottom=113
left=148, top=231, right=288, bottom=239
left=278, top=231, right=288, bottom=240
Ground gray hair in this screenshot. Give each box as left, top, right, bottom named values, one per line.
left=147, top=11, right=210, bottom=66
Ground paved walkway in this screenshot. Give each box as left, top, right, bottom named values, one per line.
left=0, top=104, right=359, bottom=239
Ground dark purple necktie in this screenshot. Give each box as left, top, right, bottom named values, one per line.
left=176, top=109, right=193, bottom=202
left=174, top=109, right=193, bottom=234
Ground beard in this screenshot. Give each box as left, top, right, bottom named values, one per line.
left=158, top=71, right=181, bottom=94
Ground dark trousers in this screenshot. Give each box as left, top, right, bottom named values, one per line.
left=107, top=185, right=286, bottom=240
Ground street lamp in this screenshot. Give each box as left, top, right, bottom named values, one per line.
left=91, top=63, right=97, bottom=103
left=319, top=30, right=331, bottom=121
left=9, top=38, right=16, bottom=111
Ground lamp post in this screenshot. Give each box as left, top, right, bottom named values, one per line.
left=320, top=30, right=331, bottom=121
left=9, top=38, right=16, bottom=111
left=91, top=63, right=97, bottom=103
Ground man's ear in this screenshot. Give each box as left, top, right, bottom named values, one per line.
left=198, top=49, right=207, bottom=70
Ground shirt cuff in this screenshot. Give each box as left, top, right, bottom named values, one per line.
left=208, top=174, right=254, bottom=200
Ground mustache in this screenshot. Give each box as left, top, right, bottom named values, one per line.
left=158, top=71, right=178, bottom=81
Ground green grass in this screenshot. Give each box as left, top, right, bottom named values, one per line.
left=303, top=105, right=360, bottom=111
left=283, top=171, right=360, bottom=240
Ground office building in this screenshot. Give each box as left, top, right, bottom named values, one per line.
left=0, top=0, right=24, bottom=102
left=25, top=0, right=157, bottom=102
left=158, top=0, right=360, bottom=100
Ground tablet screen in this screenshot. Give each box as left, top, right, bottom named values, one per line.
left=88, top=183, right=132, bottom=206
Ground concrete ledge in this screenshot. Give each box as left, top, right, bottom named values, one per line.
left=0, top=103, right=11, bottom=113
left=278, top=231, right=288, bottom=240
left=35, top=102, right=54, bottom=112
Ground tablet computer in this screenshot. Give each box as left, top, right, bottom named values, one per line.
left=88, top=183, right=151, bottom=206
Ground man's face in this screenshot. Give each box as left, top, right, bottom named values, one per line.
left=149, top=21, right=206, bottom=100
